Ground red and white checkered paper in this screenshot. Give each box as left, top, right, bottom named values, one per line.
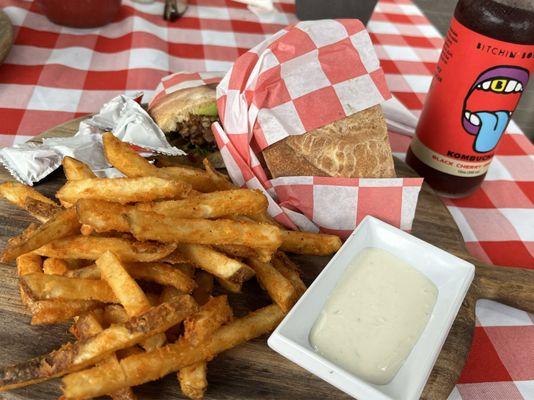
left=148, top=70, right=226, bottom=109
left=211, top=19, right=423, bottom=237
left=0, top=0, right=533, bottom=398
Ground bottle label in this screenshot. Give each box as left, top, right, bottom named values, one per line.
left=412, top=17, right=534, bottom=177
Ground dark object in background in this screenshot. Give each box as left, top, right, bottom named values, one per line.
left=38, top=0, right=122, bottom=28
left=164, top=0, right=188, bottom=21
left=296, top=0, right=378, bottom=25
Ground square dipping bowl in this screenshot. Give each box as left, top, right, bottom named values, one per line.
left=268, top=216, right=475, bottom=400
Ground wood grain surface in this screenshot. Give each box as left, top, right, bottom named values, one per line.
left=0, top=117, right=533, bottom=400
left=0, top=10, right=13, bottom=65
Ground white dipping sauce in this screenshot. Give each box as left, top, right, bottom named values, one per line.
left=309, top=247, right=438, bottom=385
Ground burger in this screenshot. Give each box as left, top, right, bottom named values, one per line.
left=148, top=85, right=220, bottom=164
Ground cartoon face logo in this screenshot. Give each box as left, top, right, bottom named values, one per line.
left=462, top=66, right=529, bottom=153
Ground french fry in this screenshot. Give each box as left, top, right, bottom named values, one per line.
left=16, top=253, right=42, bottom=306
left=35, top=235, right=177, bottom=262
left=215, top=244, right=272, bottom=263
left=67, top=262, right=196, bottom=293
left=70, top=311, right=138, bottom=400
left=62, top=156, right=97, bottom=180
left=103, top=133, right=214, bottom=192
left=183, top=295, right=233, bottom=346
left=56, top=176, right=192, bottom=205
left=29, top=299, right=102, bottom=325
left=8, top=223, right=39, bottom=248
left=76, top=199, right=130, bottom=233
left=103, top=304, right=129, bottom=325
left=103, top=132, right=161, bottom=178
left=272, top=252, right=307, bottom=297
left=180, top=244, right=255, bottom=284
left=96, top=251, right=167, bottom=351
left=179, top=296, right=231, bottom=400
left=136, top=189, right=267, bottom=220
left=16, top=255, right=101, bottom=325
left=192, top=270, right=214, bottom=306
left=97, top=252, right=151, bottom=316
left=61, top=304, right=284, bottom=399
left=20, top=273, right=118, bottom=303
left=159, top=249, right=192, bottom=265
left=127, top=209, right=282, bottom=253
left=202, top=159, right=235, bottom=191
left=0, top=295, right=197, bottom=391
left=1, top=207, right=81, bottom=262
left=22, top=197, right=61, bottom=222
left=159, top=166, right=216, bottom=193
left=42, top=257, right=70, bottom=275
left=179, top=362, right=208, bottom=400
left=248, top=258, right=298, bottom=313
left=280, top=230, right=342, bottom=256
left=216, top=277, right=242, bottom=294
left=0, top=182, right=59, bottom=223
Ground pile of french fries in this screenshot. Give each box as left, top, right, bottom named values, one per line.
left=0, top=132, right=341, bottom=400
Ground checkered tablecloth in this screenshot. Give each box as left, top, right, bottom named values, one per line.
left=0, top=0, right=533, bottom=398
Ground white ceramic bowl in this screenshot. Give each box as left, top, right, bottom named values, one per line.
left=268, top=216, right=474, bottom=400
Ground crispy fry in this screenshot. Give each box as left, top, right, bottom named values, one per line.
left=61, top=304, right=284, bottom=399
left=20, top=273, right=118, bottom=303
left=136, top=189, right=267, bottom=220
left=202, top=159, right=235, bottom=191
left=183, top=296, right=232, bottom=346
left=103, top=305, right=129, bottom=325
left=16, top=253, right=43, bottom=306
left=159, top=249, right=192, bottom=265
left=103, top=132, right=160, bottom=178
left=67, top=262, right=196, bottom=293
left=62, top=157, right=97, bottom=180
left=30, top=299, right=102, bottom=325
left=179, top=362, right=208, bottom=400
left=8, top=223, right=39, bottom=248
left=35, top=235, right=177, bottom=262
left=22, top=197, right=61, bottom=222
left=248, top=258, right=298, bottom=313
left=97, top=252, right=150, bottom=316
left=192, top=271, right=214, bottom=306
left=16, top=253, right=42, bottom=277
left=215, top=244, right=272, bottom=263
left=80, top=224, right=95, bottom=235
left=42, top=258, right=70, bottom=276
left=103, top=133, right=213, bottom=192
left=159, top=166, right=215, bottom=193
left=180, top=244, right=255, bottom=284
left=97, top=252, right=167, bottom=351
left=1, top=207, right=80, bottom=263
left=179, top=295, right=230, bottom=400
left=56, top=176, right=191, bottom=205
left=0, top=296, right=197, bottom=391
left=76, top=199, right=130, bottom=232
left=216, top=277, right=242, bottom=294
left=280, top=230, right=342, bottom=256
left=272, top=252, right=307, bottom=297
left=127, top=209, right=282, bottom=253
left=70, top=311, right=138, bottom=400
left=0, top=182, right=59, bottom=223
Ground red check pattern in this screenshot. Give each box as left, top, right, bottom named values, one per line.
left=0, top=0, right=532, bottom=398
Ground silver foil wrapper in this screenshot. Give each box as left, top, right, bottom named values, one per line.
left=0, top=93, right=183, bottom=185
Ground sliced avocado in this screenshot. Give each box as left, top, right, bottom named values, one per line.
left=193, top=102, right=218, bottom=117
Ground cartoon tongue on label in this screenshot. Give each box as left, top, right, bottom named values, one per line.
left=462, top=66, right=529, bottom=153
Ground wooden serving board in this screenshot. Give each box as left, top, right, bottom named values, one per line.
left=0, top=117, right=533, bottom=400
left=0, top=9, right=13, bottom=65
